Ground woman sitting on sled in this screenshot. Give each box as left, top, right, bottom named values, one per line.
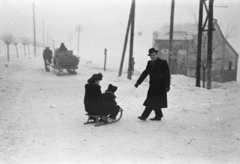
left=84, top=73, right=120, bottom=123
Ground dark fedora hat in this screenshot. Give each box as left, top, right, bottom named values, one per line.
left=106, top=84, right=118, bottom=93
left=148, top=48, right=158, bottom=56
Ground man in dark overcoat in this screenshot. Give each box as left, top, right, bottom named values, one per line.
left=43, top=47, right=53, bottom=72
left=135, top=48, right=170, bottom=121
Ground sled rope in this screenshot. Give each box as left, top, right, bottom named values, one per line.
left=119, top=87, right=136, bottom=107
left=118, top=87, right=135, bottom=103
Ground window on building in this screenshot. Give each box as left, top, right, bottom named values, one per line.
left=228, top=61, right=232, bottom=71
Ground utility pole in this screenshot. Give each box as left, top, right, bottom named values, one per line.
left=128, top=0, right=135, bottom=80
left=206, top=0, right=214, bottom=90
left=118, top=0, right=135, bottom=79
left=68, top=34, right=73, bottom=49
left=52, top=40, right=55, bottom=50
left=43, top=20, right=45, bottom=50
left=104, top=49, right=107, bottom=71
left=119, top=0, right=133, bottom=77
left=76, top=25, right=82, bottom=57
left=47, top=28, right=49, bottom=47
left=33, top=3, right=36, bottom=57
left=196, top=0, right=205, bottom=87
left=168, top=0, right=175, bottom=80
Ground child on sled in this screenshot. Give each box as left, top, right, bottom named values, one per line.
left=84, top=73, right=120, bottom=123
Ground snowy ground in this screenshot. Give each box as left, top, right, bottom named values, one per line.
left=0, top=54, right=240, bottom=164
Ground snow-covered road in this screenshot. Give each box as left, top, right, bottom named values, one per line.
left=0, top=55, right=240, bottom=164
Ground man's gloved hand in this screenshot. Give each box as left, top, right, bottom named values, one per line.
left=165, top=87, right=170, bottom=93
left=134, top=83, right=139, bottom=88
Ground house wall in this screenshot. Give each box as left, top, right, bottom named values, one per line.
left=153, top=22, right=239, bottom=83
left=223, top=45, right=237, bottom=70
left=211, top=30, right=224, bottom=81
left=222, top=70, right=237, bottom=82
left=157, top=40, right=197, bottom=76
left=212, top=27, right=224, bottom=70
left=221, top=45, right=238, bottom=82
left=157, top=40, right=169, bottom=61
left=211, top=22, right=238, bottom=82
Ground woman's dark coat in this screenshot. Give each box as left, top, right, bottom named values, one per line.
left=136, top=58, right=170, bottom=109
left=84, top=84, right=118, bottom=115
left=84, top=84, right=104, bottom=114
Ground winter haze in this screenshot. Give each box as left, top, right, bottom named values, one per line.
left=0, top=0, right=240, bottom=78
left=0, top=0, right=240, bottom=164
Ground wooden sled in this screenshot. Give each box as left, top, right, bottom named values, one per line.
left=84, top=109, right=123, bottom=127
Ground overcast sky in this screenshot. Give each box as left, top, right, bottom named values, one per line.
left=1, top=0, right=240, bottom=72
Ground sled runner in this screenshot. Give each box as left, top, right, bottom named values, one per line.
left=84, top=108, right=123, bottom=127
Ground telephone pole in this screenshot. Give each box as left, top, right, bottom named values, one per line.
left=104, top=49, right=107, bottom=71
left=118, top=0, right=135, bottom=80
left=43, top=20, right=45, bottom=50
left=196, top=0, right=205, bottom=87
left=68, top=34, right=73, bottom=49
left=33, top=3, right=36, bottom=57
left=168, top=0, right=175, bottom=76
left=118, top=1, right=133, bottom=77
left=52, top=40, right=55, bottom=50
left=47, top=28, right=49, bottom=47
left=76, top=25, right=82, bottom=57
left=128, top=0, right=135, bottom=80
left=206, top=0, right=214, bottom=89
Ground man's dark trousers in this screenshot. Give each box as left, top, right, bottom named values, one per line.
left=141, top=106, right=163, bottom=119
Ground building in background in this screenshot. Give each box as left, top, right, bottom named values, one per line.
left=153, top=21, right=239, bottom=83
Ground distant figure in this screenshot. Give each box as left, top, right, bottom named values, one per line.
left=58, top=43, right=68, bottom=51
left=131, top=57, right=135, bottom=75
left=43, top=47, right=53, bottom=72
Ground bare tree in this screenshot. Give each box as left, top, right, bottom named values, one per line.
left=12, top=38, right=19, bottom=58
left=224, top=22, right=240, bottom=39
left=27, top=39, right=32, bottom=55
left=186, top=35, right=223, bottom=88
left=21, top=38, right=30, bottom=56
left=190, top=9, right=240, bottom=89
left=0, top=33, right=15, bottom=61
left=200, top=58, right=222, bottom=88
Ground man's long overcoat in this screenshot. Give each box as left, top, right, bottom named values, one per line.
left=136, top=58, right=170, bottom=109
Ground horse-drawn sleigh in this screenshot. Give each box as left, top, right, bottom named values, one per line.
left=52, top=47, right=79, bottom=76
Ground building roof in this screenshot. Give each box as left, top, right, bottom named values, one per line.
left=157, top=31, right=194, bottom=40
left=155, top=21, right=239, bottom=58
left=155, top=23, right=198, bottom=40
left=213, top=21, right=239, bottom=58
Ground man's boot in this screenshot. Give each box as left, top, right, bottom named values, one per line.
left=150, top=108, right=162, bottom=121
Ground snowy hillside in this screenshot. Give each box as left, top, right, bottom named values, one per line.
left=0, top=54, right=240, bottom=164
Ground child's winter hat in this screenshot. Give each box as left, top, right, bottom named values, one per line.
left=106, top=84, right=118, bottom=93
